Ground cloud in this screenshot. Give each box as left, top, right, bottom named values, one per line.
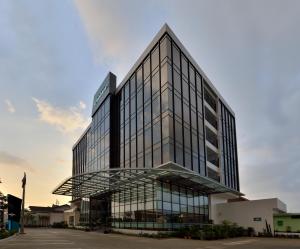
left=73, top=0, right=165, bottom=81
left=79, top=101, right=86, bottom=110
left=0, top=151, right=33, bottom=172
left=32, top=98, right=90, bottom=134
left=5, top=99, right=15, bottom=113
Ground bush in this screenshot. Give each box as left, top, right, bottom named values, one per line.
left=0, top=229, right=17, bottom=240
left=172, top=221, right=253, bottom=240
left=52, top=222, right=67, bottom=228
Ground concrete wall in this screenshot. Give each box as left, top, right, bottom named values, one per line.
left=64, top=210, right=80, bottom=227
left=209, top=193, right=238, bottom=221
left=49, top=212, right=64, bottom=225
left=214, top=198, right=286, bottom=233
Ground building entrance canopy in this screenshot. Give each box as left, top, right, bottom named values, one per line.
left=53, top=162, right=243, bottom=198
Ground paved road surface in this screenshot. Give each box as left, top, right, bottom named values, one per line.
left=1, top=228, right=300, bottom=249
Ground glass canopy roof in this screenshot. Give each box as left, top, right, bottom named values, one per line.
left=53, top=162, right=243, bottom=198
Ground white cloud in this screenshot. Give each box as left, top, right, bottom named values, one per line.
left=0, top=151, right=34, bottom=172
left=32, top=98, right=90, bottom=134
left=5, top=99, right=16, bottom=113
left=79, top=100, right=86, bottom=110
left=73, top=0, right=163, bottom=81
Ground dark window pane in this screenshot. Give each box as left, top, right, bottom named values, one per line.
left=162, top=116, right=169, bottom=139
left=130, top=75, right=136, bottom=95
left=151, top=46, right=159, bottom=70
left=160, top=35, right=171, bottom=62
left=192, top=132, right=198, bottom=153
left=189, top=65, right=195, bottom=86
left=145, top=128, right=152, bottom=149
left=175, top=121, right=182, bottom=144
left=184, top=127, right=191, bottom=149
left=144, top=57, right=150, bottom=80
left=176, top=144, right=183, bottom=165
left=125, top=123, right=129, bottom=140
left=161, top=89, right=168, bottom=113
left=131, top=138, right=136, bottom=157
left=137, top=89, right=143, bottom=110
left=131, top=117, right=136, bottom=136
left=153, top=147, right=161, bottom=167
left=190, top=88, right=196, bottom=107
left=137, top=133, right=143, bottom=154
left=161, top=62, right=172, bottom=86
left=145, top=152, right=152, bottom=168
left=204, top=86, right=217, bottom=112
left=137, top=111, right=143, bottom=131
left=137, top=66, right=143, bottom=88
left=130, top=95, right=136, bottom=115
left=191, top=110, right=197, bottom=130
left=125, top=102, right=129, bottom=120
left=173, top=44, right=180, bottom=69
left=174, top=95, right=182, bottom=118
left=197, top=94, right=203, bottom=114
left=144, top=80, right=151, bottom=102
left=182, top=55, right=188, bottom=78
left=182, top=79, right=189, bottom=101
left=153, top=121, right=161, bottom=145
left=183, top=104, right=190, bottom=124
left=144, top=103, right=151, bottom=125
left=196, top=73, right=202, bottom=93
left=124, top=82, right=129, bottom=101
left=152, top=97, right=160, bottom=119
left=173, top=69, right=181, bottom=93
left=152, top=70, right=160, bottom=94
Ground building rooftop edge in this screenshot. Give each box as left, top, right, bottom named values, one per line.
left=115, top=23, right=235, bottom=115
left=72, top=123, right=91, bottom=150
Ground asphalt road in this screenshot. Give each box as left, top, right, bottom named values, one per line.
left=1, top=228, right=300, bottom=249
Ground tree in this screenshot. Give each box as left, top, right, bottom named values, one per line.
left=0, top=191, right=8, bottom=229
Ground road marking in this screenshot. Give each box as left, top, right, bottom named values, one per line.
left=203, top=246, right=225, bottom=249
left=222, top=239, right=257, bottom=246
left=6, top=242, right=74, bottom=246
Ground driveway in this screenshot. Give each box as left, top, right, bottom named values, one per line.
left=0, top=228, right=300, bottom=249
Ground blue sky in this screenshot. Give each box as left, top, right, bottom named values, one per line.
left=0, top=0, right=299, bottom=211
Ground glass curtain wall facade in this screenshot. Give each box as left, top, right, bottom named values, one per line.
left=118, top=34, right=206, bottom=174
left=69, top=25, right=240, bottom=230
left=115, top=33, right=216, bottom=229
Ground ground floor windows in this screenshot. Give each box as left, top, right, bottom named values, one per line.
left=111, top=181, right=209, bottom=230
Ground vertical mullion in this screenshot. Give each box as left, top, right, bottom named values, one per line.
left=187, top=61, right=193, bottom=171
left=135, top=73, right=138, bottom=168
left=159, top=38, right=163, bottom=165
left=233, top=117, right=240, bottom=191
left=150, top=50, right=153, bottom=168
left=129, top=82, right=131, bottom=169
left=171, top=40, right=176, bottom=162
left=180, top=51, right=185, bottom=167
left=201, top=78, right=207, bottom=176
left=142, top=64, right=145, bottom=169
left=194, top=71, right=201, bottom=174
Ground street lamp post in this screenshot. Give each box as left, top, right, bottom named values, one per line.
left=20, top=172, right=26, bottom=234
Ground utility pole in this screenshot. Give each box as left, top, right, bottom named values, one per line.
left=20, top=172, right=26, bottom=234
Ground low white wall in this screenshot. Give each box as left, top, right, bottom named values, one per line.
left=209, top=193, right=238, bottom=221
left=214, top=198, right=285, bottom=233
left=50, top=213, right=64, bottom=225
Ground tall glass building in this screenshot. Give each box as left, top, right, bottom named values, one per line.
left=53, top=24, right=241, bottom=231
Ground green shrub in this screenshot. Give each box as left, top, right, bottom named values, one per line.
left=52, top=221, right=67, bottom=228
left=173, top=221, right=252, bottom=240
left=0, top=229, right=17, bottom=240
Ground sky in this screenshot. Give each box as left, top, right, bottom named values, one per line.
left=0, top=0, right=299, bottom=212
